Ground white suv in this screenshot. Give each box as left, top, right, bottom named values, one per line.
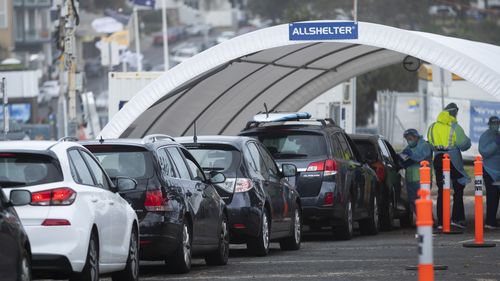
left=0, top=141, right=139, bottom=281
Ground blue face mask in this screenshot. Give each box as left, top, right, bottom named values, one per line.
left=407, top=140, right=417, bottom=147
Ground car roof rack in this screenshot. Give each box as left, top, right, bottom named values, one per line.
left=58, top=136, right=79, bottom=142
left=142, top=134, right=176, bottom=144
left=244, top=118, right=336, bottom=130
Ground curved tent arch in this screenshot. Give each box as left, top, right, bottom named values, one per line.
left=100, top=21, right=500, bottom=138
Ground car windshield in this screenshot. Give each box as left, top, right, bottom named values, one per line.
left=256, top=133, right=327, bottom=159
left=86, top=145, right=154, bottom=179
left=184, top=144, right=241, bottom=177
left=0, top=153, right=63, bottom=188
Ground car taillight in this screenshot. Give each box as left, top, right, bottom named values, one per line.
left=31, top=188, right=76, bottom=206
left=234, top=178, right=253, bottom=193
left=324, top=192, right=334, bottom=206
left=375, top=166, right=385, bottom=182
left=306, top=160, right=337, bottom=176
left=42, top=219, right=71, bottom=226
left=144, top=189, right=172, bottom=212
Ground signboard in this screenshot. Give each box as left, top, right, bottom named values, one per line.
left=132, top=0, right=155, bottom=8
left=0, top=103, right=32, bottom=123
left=469, top=99, right=500, bottom=142
left=289, top=22, right=358, bottom=41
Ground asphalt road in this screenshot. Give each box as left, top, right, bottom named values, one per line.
left=96, top=196, right=499, bottom=281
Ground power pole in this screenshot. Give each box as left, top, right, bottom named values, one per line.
left=1, top=78, right=8, bottom=140
left=161, top=0, right=169, bottom=70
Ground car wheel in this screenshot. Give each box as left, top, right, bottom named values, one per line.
left=17, top=247, right=31, bottom=281
left=112, top=227, right=139, bottom=281
left=167, top=220, right=192, bottom=274
left=279, top=206, right=302, bottom=251
left=381, top=193, right=395, bottom=231
left=359, top=195, right=380, bottom=235
left=70, top=231, right=99, bottom=281
left=247, top=210, right=270, bottom=256
left=205, top=213, right=229, bottom=266
left=334, top=200, right=353, bottom=240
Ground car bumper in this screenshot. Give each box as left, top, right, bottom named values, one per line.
left=32, top=254, right=73, bottom=278
left=227, top=192, right=264, bottom=242
left=299, top=181, right=346, bottom=226
left=138, top=212, right=183, bottom=260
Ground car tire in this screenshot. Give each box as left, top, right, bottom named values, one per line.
left=167, top=220, right=192, bottom=274
left=399, top=207, right=414, bottom=228
left=247, top=210, right=270, bottom=256
left=111, top=227, right=139, bottom=281
left=359, top=195, right=380, bottom=235
left=205, top=213, right=230, bottom=266
left=334, top=200, right=354, bottom=240
left=279, top=206, right=302, bottom=251
left=70, top=231, right=99, bottom=281
left=381, top=192, right=395, bottom=231
left=17, top=247, right=31, bottom=281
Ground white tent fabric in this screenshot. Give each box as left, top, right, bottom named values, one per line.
left=100, top=21, right=500, bottom=138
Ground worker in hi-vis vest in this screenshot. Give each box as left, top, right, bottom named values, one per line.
left=427, top=103, right=471, bottom=229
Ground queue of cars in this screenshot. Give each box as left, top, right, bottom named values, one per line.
left=0, top=112, right=410, bottom=280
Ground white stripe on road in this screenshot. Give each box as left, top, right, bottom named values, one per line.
left=231, top=258, right=404, bottom=264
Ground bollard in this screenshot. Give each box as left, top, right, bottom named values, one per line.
left=463, top=156, right=496, bottom=248
left=441, top=154, right=462, bottom=234
left=417, top=161, right=434, bottom=281
left=405, top=161, right=447, bottom=274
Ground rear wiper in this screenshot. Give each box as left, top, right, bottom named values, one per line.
left=202, top=167, right=225, bottom=171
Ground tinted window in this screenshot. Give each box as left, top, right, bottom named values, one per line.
left=187, top=145, right=241, bottom=178
left=0, top=153, right=63, bottom=188
left=167, top=147, right=192, bottom=180
left=336, top=134, right=354, bottom=160
left=87, top=145, right=154, bottom=179
left=157, top=148, right=176, bottom=179
left=378, top=139, right=393, bottom=163
left=353, top=140, right=379, bottom=162
left=81, top=151, right=110, bottom=190
left=247, top=142, right=266, bottom=173
left=68, top=150, right=95, bottom=185
left=257, top=144, right=279, bottom=177
left=257, top=132, right=327, bottom=159
left=180, top=148, right=206, bottom=181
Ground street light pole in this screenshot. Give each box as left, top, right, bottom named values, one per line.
left=161, top=0, right=169, bottom=71
left=1, top=78, right=8, bottom=140
left=133, top=6, right=142, bottom=72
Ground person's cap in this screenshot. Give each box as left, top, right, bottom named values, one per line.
left=444, top=103, right=459, bottom=112
left=488, top=116, right=499, bottom=125
left=403, top=128, right=419, bottom=138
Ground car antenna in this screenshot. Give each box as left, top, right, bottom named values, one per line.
left=264, top=103, right=269, bottom=118
left=99, top=136, right=104, bottom=144
left=193, top=122, right=198, bottom=143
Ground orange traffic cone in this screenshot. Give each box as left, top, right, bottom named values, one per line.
left=441, top=154, right=462, bottom=234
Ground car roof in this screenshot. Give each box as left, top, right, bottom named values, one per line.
left=350, top=134, right=384, bottom=141
left=0, top=140, right=79, bottom=151
left=241, top=123, right=341, bottom=134
left=81, top=137, right=178, bottom=149
left=176, top=135, right=253, bottom=148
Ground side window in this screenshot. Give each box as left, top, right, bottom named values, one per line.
left=335, top=134, right=354, bottom=161
left=68, top=150, right=95, bottom=185
left=157, top=148, right=176, bottom=180
left=247, top=142, right=266, bottom=174
left=384, top=140, right=399, bottom=164
left=257, top=144, right=279, bottom=177
left=166, top=147, right=192, bottom=180
left=81, top=151, right=110, bottom=190
left=378, top=139, right=393, bottom=163
left=180, top=148, right=205, bottom=181
left=330, top=134, right=343, bottom=159
left=243, top=144, right=258, bottom=172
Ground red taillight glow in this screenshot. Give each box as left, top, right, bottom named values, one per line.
left=307, top=160, right=337, bottom=175
left=233, top=223, right=246, bottom=229
left=31, top=188, right=76, bottom=206
left=144, top=190, right=168, bottom=211
left=324, top=192, right=334, bottom=206
left=0, top=153, right=15, bottom=157
left=42, top=219, right=71, bottom=226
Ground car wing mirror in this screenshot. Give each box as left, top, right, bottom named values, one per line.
left=9, top=190, right=32, bottom=206
left=282, top=164, right=297, bottom=177
left=116, top=177, right=138, bottom=192
left=208, top=171, right=227, bottom=185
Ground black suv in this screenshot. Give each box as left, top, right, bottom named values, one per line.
left=82, top=135, right=232, bottom=273
left=240, top=119, right=380, bottom=240
left=350, top=134, right=412, bottom=229
left=0, top=188, right=32, bottom=281
left=177, top=136, right=301, bottom=256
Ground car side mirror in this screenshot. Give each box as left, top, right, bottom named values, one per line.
left=208, top=171, right=226, bottom=185
left=282, top=164, right=297, bottom=177
left=116, top=177, right=137, bottom=192
left=9, top=190, right=32, bottom=206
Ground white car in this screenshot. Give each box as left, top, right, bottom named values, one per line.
left=216, top=31, right=235, bottom=44
left=171, top=46, right=200, bottom=65
left=0, top=140, right=139, bottom=281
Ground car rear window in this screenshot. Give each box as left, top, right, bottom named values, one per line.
left=85, top=145, right=154, bottom=179
left=183, top=144, right=241, bottom=177
left=0, top=153, right=63, bottom=188
left=252, top=132, right=327, bottom=159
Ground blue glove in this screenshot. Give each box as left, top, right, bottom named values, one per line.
left=403, top=148, right=412, bottom=156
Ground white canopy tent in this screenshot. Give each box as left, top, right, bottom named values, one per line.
left=99, top=21, right=500, bottom=138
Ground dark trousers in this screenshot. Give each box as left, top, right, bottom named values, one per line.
left=484, top=171, right=500, bottom=226
left=434, top=154, right=465, bottom=225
